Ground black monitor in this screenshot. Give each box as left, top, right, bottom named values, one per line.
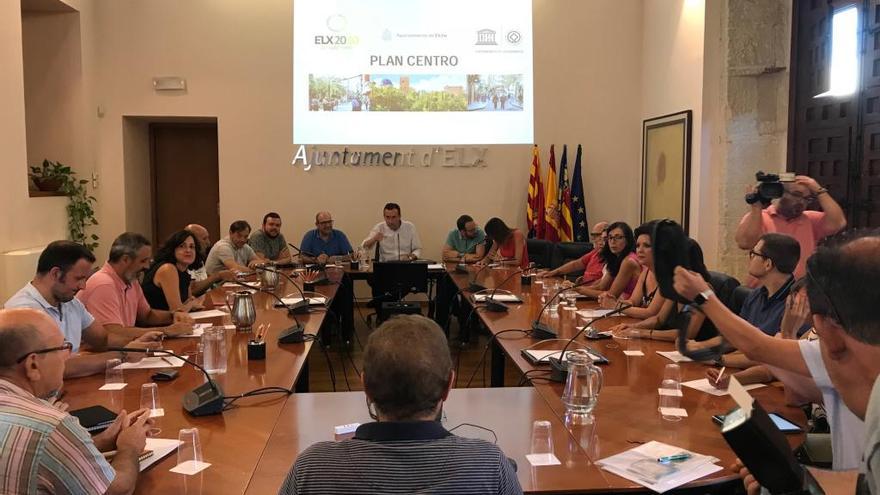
left=372, top=261, right=429, bottom=300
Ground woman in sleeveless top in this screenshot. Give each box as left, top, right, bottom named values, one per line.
left=601, top=221, right=666, bottom=322
left=578, top=222, right=641, bottom=299
left=481, top=218, right=529, bottom=269
left=143, top=230, right=202, bottom=312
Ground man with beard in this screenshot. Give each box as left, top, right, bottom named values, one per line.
left=248, top=212, right=292, bottom=262
left=735, top=174, right=846, bottom=279
left=4, top=241, right=162, bottom=377
left=77, top=233, right=194, bottom=337
left=205, top=220, right=266, bottom=274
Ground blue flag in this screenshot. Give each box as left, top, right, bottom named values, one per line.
left=570, top=144, right=589, bottom=242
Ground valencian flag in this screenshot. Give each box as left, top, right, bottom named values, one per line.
left=570, top=144, right=590, bottom=242
left=557, top=145, right=574, bottom=242
left=544, top=145, right=560, bottom=242
left=526, top=145, right=546, bottom=239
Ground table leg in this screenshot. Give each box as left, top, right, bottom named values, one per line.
left=491, top=339, right=505, bottom=387
left=295, top=360, right=309, bottom=393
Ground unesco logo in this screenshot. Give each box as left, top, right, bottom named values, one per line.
left=506, top=30, right=522, bottom=44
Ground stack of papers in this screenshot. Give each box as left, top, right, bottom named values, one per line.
left=681, top=378, right=765, bottom=397
left=577, top=309, right=616, bottom=319
left=655, top=351, right=693, bottom=363
left=473, top=294, right=522, bottom=302
left=597, top=441, right=721, bottom=493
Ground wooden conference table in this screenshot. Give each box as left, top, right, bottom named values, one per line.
left=444, top=262, right=806, bottom=491
left=61, top=264, right=803, bottom=494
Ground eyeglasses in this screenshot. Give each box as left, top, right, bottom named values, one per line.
left=317, top=220, right=334, bottom=226
left=805, top=269, right=847, bottom=330
left=589, top=232, right=604, bottom=239
left=607, top=235, right=625, bottom=242
left=15, top=341, right=73, bottom=363
left=748, top=250, right=770, bottom=260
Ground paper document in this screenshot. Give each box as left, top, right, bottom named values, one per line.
left=522, top=349, right=608, bottom=364
left=115, top=356, right=185, bottom=370
left=188, top=309, right=227, bottom=320
left=170, top=460, right=211, bottom=475
left=681, top=378, right=765, bottom=397
left=427, top=263, right=445, bottom=270
left=178, top=323, right=210, bottom=338
left=655, top=351, right=693, bottom=363
left=623, top=350, right=645, bottom=357
left=279, top=296, right=328, bottom=306
left=140, top=438, right=182, bottom=472
left=576, top=309, right=616, bottom=319
left=597, top=441, right=721, bottom=493
left=473, top=294, right=521, bottom=302
left=525, top=453, right=561, bottom=466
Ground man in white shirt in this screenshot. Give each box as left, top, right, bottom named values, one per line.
left=361, top=203, right=422, bottom=262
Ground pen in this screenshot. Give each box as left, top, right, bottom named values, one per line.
left=657, top=453, right=692, bottom=463
left=715, top=366, right=726, bottom=385
left=160, top=357, right=175, bottom=366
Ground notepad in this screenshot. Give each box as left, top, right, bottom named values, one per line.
left=681, top=378, right=766, bottom=397
left=141, top=438, right=182, bottom=472
left=472, top=294, right=522, bottom=303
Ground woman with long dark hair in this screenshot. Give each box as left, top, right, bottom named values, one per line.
left=481, top=217, right=529, bottom=269
left=578, top=221, right=641, bottom=299
left=142, top=230, right=203, bottom=312
left=600, top=221, right=666, bottom=319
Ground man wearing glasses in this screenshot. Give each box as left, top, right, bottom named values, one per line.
left=441, top=215, right=486, bottom=262
left=300, top=211, right=354, bottom=345
left=0, top=308, right=152, bottom=495
left=541, top=221, right=608, bottom=284
left=735, top=174, right=846, bottom=279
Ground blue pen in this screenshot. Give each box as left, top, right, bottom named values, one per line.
left=657, top=453, right=691, bottom=464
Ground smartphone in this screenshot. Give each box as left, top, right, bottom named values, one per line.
left=712, top=412, right=802, bottom=433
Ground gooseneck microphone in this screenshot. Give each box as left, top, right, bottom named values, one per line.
left=107, top=347, right=224, bottom=416
left=466, top=261, right=494, bottom=292
left=546, top=303, right=632, bottom=382
left=530, top=278, right=595, bottom=339
left=480, top=265, right=530, bottom=313
left=286, top=243, right=319, bottom=264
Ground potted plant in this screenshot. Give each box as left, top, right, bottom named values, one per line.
left=29, top=159, right=67, bottom=193
left=30, top=159, right=100, bottom=251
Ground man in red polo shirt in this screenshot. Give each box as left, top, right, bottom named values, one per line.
left=541, top=221, right=608, bottom=283
left=735, top=174, right=846, bottom=279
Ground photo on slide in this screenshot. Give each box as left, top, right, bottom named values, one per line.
left=308, top=74, right=524, bottom=112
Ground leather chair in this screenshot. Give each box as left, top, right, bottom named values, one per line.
left=525, top=238, right=553, bottom=268
left=730, top=285, right=753, bottom=315
left=708, top=270, right=741, bottom=312
left=550, top=242, right=594, bottom=269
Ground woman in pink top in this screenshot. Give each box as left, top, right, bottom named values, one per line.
left=482, top=218, right=529, bottom=269
left=600, top=221, right=666, bottom=319
left=578, top=222, right=641, bottom=299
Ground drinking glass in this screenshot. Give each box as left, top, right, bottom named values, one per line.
left=530, top=420, right=554, bottom=460
left=659, top=364, right=683, bottom=421
left=105, top=358, right=124, bottom=387
left=140, top=383, right=163, bottom=435
left=177, top=427, right=208, bottom=471
left=202, top=326, right=228, bottom=374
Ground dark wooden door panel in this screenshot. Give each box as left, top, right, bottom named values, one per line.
left=150, top=124, right=220, bottom=245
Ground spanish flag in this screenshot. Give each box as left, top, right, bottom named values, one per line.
left=526, top=145, right=545, bottom=239
left=544, top=145, right=560, bottom=242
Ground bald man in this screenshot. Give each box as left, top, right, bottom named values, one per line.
left=300, top=212, right=355, bottom=345
left=542, top=221, right=609, bottom=283
left=0, top=308, right=151, bottom=495
left=184, top=224, right=234, bottom=296
left=300, top=211, right=353, bottom=265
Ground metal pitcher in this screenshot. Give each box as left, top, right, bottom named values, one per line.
left=256, top=263, right=279, bottom=290
left=225, top=291, right=256, bottom=331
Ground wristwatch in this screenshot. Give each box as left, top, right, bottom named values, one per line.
left=693, top=288, right=715, bottom=306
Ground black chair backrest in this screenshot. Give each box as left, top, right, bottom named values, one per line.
left=730, top=285, right=753, bottom=316
left=525, top=238, right=553, bottom=268
left=708, top=271, right=741, bottom=312
left=550, top=242, right=593, bottom=269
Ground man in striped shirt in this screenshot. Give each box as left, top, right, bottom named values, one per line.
left=0, top=308, right=151, bottom=495
left=279, top=315, right=522, bottom=495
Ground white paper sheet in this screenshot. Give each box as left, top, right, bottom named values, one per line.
left=576, top=309, right=616, bottom=319
left=659, top=407, right=688, bottom=418
left=115, top=356, right=185, bottom=370
left=472, top=294, right=522, bottom=302
left=140, top=438, right=182, bottom=471
left=279, top=296, right=328, bottom=306
left=98, top=383, right=127, bottom=391
left=657, top=388, right=683, bottom=397
left=525, top=453, right=561, bottom=466
left=169, top=460, right=211, bottom=475
left=681, top=378, right=765, bottom=397
left=623, top=350, right=645, bottom=357
left=655, top=351, right=694, bottom=363
left=597, top=441, right=721, bottom=493
left=427, top=263, right=445, bottom=270
left=188, top=309, right=227, bottom=320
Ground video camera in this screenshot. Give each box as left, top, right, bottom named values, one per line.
left=745, top=171, right=796, bottom=206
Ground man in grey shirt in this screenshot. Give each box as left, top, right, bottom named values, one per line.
left=279, top=315, right=522, bottom=495
left=248, top=212, right=292, bottom=262
left=205, top=220, right=265, bottom=274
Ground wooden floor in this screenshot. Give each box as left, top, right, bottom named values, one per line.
left=305, top=302, right=524, bottom=392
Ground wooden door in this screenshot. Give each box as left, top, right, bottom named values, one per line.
left=150, top=123, right=220, bottom=245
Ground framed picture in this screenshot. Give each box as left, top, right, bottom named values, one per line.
left=641, top=110, right=692, bottom=232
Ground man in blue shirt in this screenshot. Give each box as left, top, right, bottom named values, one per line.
left=300, top=211, right=353, bottom=264
left=300, top=211, right=354, bottom=345
left=739, top=233, right=801, bottom=336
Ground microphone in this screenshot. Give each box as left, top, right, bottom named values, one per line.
left=466, top=261, right=493, bottom=292
left=530, top=278, right=595, bottom=339
left=229, top=279, right=308, bottom=344
left=546, top=303, right=632, bottom=382
left=286, top=243, right=320, bottom=264
left=480, top=265, right=529, bottom=313
left=107, top=347, right=224, bottom=416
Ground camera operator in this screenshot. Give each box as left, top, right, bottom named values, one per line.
left=735, top=174, right=846, bottom=279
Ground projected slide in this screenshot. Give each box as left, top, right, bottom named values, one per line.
left=293, top=0, right=534, bottom=145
